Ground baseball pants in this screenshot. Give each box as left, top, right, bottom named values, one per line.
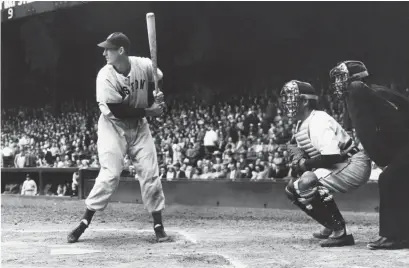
left=313, top=151, right=372, bottom=193
left=378, top=142, right=409, bottom=240
left=86, top=116, right=165, bottom=213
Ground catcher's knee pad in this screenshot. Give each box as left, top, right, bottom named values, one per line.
left=293, top=172, right=331, bottom=206
left=286, top=174, right=332, bottom=204
left=285, top=177, right=298, bottom=202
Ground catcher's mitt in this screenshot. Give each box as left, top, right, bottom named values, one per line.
left=286, top=144, right=306, bottom=162
left=287, top=144, right=308, bottom=178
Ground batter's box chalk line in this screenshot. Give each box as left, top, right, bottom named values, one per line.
left=167, top=228, right=198, bottom=244
left=2, top=228, right=198, bottom=244
left=50, top=248, right=102, bottom=255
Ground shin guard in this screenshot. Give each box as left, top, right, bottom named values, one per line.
left=286, top=185, right=334, bottom=230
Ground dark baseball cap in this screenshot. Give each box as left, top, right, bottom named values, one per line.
left=97, top=32, right=131, bottom=51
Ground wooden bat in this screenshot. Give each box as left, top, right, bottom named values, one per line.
left=146, top=12, right=159, bottom=94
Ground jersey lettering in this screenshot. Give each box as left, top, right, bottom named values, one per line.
left=119, top=87, right=130, bottom=99
left=130, top=79, right=146, bottom=91
left=99, top=57, right=157, bottom=109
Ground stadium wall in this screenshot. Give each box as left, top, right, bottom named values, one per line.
left=1, top=168, right=380, bottom=213
left=79, top=169, right=380, bottom=213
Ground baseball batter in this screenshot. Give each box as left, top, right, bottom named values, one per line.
left=67, top=32, right=170, bottom=243
left=281, top=80, right=371, bottom=247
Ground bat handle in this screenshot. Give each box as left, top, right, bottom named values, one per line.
left=154, top=75, right=159, bottom=94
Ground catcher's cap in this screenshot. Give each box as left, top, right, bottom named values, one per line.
left=98, top=32, right=130, bottom=51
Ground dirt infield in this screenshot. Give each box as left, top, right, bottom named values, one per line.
left=1, top=195, right=408, bottom=268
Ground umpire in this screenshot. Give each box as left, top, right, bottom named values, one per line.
left=329, top=60, right=409, bottom=250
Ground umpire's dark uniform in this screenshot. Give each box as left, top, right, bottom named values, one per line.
left=344, top=81, right=409, bottom=249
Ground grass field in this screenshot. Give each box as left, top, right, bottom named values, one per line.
left=1, top=195, right=408, bottom=268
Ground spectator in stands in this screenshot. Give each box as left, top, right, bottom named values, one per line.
left=203, top=124, right=218, bottom=158
left=159, top=166, right=167, bottom=180
left=18, top=134, right=30, bottom=148
left=187, top=141, right=201, bottom=165
left=21, top=174, right=37, bottom=196
left=213, top=154, right=223, bottom=170
left=185, top=165, right=193, bottom=179
left=14, top=147, right=27, bottom=168
left=88, top=139, right=97, bottom=153
left=253, top=138, right=264, bottom=155
left=172, top=138, right=183, bottom=164
left=191, top=167, right=201, bottom=179
left=241, top=167, right=252, bottom=181
left=1, top=142, right=15, bottom=167
left=50, top=142, right=60, bottom=160
left=44, top=146, right=54, bottom=166
left=174, top=163, right=186, bottom=179
left=166, top=166, right=176, bottom=181
left=199, top=165, right=213, bottom=180
left=25, top=147, right=37, bottom=167
left=251, top=164, right=270, bottom=181
left=90, top=156, right=100, bottom=168
left=55, top=156, right=65, bottom=168
left=271, top=151, right=288, bottom=179
left=227, top=162, right=241, bottom=181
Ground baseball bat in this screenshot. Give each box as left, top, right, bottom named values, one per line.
left=146, top=12, right=159, bottom=94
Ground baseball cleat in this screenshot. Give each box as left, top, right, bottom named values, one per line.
left=67, top=221, right=88, bottom=243
left=320, top=234, right=355, bottom=247
left=313, top=227, right=333, bottom=239
left=367, top=237, right=409, bottom=250
left=154, top=224, right=171, bottom=242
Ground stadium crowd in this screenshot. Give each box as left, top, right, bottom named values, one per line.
left=2, top=84, right=400, bottom=195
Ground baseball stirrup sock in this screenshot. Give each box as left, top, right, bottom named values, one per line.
left=324, top=199, right=346, bottom=232
left=82, top=209, right=95, bottom=225
left=152, top=211, right=163, bottom=226
left=307, top=194, right=336, bottom=230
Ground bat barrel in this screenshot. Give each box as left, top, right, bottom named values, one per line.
left=146, top=12, right=159, bottom=93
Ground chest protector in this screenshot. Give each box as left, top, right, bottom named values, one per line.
left=294, top=111, right=321, bottom=159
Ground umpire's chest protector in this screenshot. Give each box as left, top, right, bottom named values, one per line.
left=346, top=82, right=409, bottom=167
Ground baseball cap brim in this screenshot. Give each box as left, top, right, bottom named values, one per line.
left=97, top=40, right=118, bottom=49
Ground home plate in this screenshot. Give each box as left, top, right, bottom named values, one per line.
left=50, top=248, right=102, bottom=255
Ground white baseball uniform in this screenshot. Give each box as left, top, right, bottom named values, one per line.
left=21, top=179, right=37, bottom=196
left=85, top=56, right=165, bottom=213
left=294, top=110, right=371, bottom=193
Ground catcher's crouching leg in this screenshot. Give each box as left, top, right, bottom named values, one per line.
left=285, top=173, right=334, bottom=230
left=285, top=172, right=355, bottom=247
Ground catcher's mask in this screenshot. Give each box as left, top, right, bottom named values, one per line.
left=280, top=80, right=318, bottom=118
left=329, top=60, right=369, bottom=99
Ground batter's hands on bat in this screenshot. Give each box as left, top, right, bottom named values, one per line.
left=153, top=90, right=164, bottom=104
left=146, top=102, right=165, bottom=117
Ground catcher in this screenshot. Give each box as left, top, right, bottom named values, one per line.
left=281, top=80, right=371, bottom=247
